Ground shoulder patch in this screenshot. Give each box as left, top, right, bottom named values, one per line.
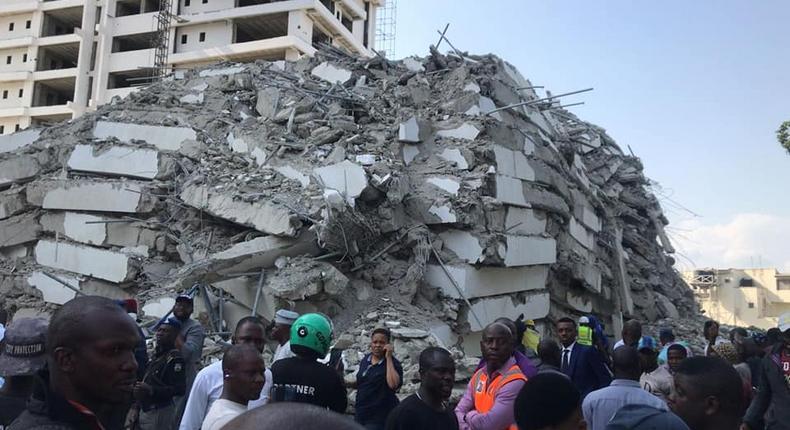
left=174, top=363, right=183, bottom=372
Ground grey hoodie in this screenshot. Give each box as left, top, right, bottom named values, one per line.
left=606, top=404, right=690, bottom=430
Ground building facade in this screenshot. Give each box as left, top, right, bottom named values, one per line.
left=0, top=0, right=380, bottom=134
left=683, top=267, right=790, bottom=329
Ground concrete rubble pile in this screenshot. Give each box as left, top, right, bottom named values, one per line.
left=0, top=46, right=694, bottom=395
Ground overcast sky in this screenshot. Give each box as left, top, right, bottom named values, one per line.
left=391, top=0, right=790, bottom=271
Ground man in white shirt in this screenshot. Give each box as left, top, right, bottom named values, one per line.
left=179, top=317, right=272, bottom=430
left=269, top=309, right=299, bottom=363
left=201, top=345, right=266, bottom=430
left=613, top=319, right=643, bottom=350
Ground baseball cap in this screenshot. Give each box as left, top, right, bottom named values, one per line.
left=0, top=318, right=49, bottom=377
left=175, top=294, right=194, bottom=303
left=275, top=309, right=299, bottom=326
left=160, top=317, right=182, bottom=330
left=659, top=328, right=675, bottom=341
left=578, top=316, right=590, bottom=325
left=778, top=312, right=790, bottom=332
left=638, top=336, right=658, bottom=352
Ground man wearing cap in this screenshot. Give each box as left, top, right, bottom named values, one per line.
left=269, top=309, right=299, bottom=363
left=173, top=294, right=206, bottom=391
left=133, top=317, right=186, bottom=430
left=742, top=312, right=790, bottom=430
left=637, top=336, right=673, bottom=402
left=0, top=318, right=49, bottom=426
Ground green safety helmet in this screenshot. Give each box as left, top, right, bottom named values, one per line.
left=290, top=313, right=333, bottom=357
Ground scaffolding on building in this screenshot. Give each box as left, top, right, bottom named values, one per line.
left=151, top=0, right=174, bottom=80
left=375, top=0, right=396, bottom=58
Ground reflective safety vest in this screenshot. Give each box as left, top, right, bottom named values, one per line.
left=578, top=325, right=593, bottom=346
left=470, top=364, right=527, bottom=430
left=521, top=327, right=540, bottom=352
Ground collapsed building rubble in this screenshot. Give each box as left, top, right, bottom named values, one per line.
left=0, top=46, right=695, bottom=397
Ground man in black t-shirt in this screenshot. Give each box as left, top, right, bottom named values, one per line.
left=385, top=347, right=458, bottom=430
left=270, top=313, right=347, bottom=413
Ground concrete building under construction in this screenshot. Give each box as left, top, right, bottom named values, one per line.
left=0, top=0, right=381, bottom=134
left=683, top=268, right=790, bottom=329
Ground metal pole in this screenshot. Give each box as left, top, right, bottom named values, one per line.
left=544, top=102, right=585, bottom=110
left=41, top=271, right=83, bottom=296
left=435, top=23, right=450, bottom=49
left=251, top=269, right=265, bottom=317
left=517, top=86, right=544, bottom=90
left=436, top=30, right=464, bottom=58
left=485, top=87, right=594, bottom=116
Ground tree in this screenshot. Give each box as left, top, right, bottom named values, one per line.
left=778, top=120, right=790, bottom=154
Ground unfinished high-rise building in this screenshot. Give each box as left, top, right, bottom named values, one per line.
left=0, top=0, right=381, bottom=134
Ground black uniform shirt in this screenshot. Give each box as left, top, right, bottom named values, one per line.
left=270, top=356, right=347, bottom=413
left=140, top=347, right=186, bottom=411
left=385, top=394, right=458, bottom=430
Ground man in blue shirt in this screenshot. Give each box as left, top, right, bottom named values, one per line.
left=583, top=347, right=667, bottom=430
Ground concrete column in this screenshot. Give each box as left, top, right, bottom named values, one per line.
left=93, top=0, right=117, bottom=105
left=285, top=48, right=301, bottom=61
left=71, top=0, right=98, bottom=117
left=366, top=3, right=377, bottom=51
left=287, top=10, right=313, bottom=44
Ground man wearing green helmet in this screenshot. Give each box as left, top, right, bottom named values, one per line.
left=270, top=313, right=347, bottom=413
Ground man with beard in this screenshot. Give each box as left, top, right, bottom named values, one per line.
left=9, top=296, right=140, bottom=429
left=134, top=317, right=186, bottom=430
left=386, top=347, right=457, bottom=430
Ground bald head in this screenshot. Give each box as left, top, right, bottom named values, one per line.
left=48, top=295, right=133, bottom=353
left=222, top=344, right=262, bottom=374
left=612, top=346, right=641, bottom=380
left=225, top=402, right=363, bottom=430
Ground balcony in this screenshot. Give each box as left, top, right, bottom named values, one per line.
left=168, top=35, right=314, bottom=65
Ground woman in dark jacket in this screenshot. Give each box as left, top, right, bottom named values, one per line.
left=353, top=328, right=403, bottom=430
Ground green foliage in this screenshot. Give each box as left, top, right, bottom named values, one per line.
left=778, top=120, right=790, bottom=154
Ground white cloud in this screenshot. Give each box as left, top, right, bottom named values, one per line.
left=668, top=213, right=790, bottom=272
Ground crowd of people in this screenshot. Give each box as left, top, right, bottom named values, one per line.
left=0, top=293, right=788, bottom=430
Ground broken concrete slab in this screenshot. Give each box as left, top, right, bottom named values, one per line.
left=256, top=87, right=280, bottom=119
left=402, top=57, right=425, bottom=72
left=427, top=204, right=457, bottom=224
left=398, top=116, right=431, bottom=143
left=226, top=132, right=248, bottom=154
left=93, top=121, right=197, bottom=151
left=502, top=236, right=556, bottom=266
left=494, top=145, right=534, bottom=181
left=0, top=155, right=41, bottom=187
left=34, top=240, right=136, bottom=283
left=467, top=292, right=551, bottom=332
left=179, top=93, right=204, bottom=104
left=274, top=166, right=310, bottom=187
left=210, top=233, right=320, bottom=275
left=26, top=272, right=81, bottom=305
left=566, top=291, right=593, bottom=313
left=436, top=123, right=480, bottom=141
left=29, top=181, right=156, bottom=214
left=438, top=148, right=469, bottom=170
left=180, top=184, right=301, bottom=237
left=313, top=160, right=367, bottom=201
left=198, top=66, right=246, bottom=77
left=0, top=212, right=40, bottom=247
left=265, top=260, right=349, bottom=300
left=439, top=230, right=484, bottom=263
left=142, top=297, right=175, bottom=318
left=67, top=144, right=161, bottom=180
left=569, top=217, right=596, bottom=250
left=495, top=175, right=528, bottom=207
left=311, top=62, right=352, bottom=84
left=465, top=96, right=502, bottom=121
left=426, top=177, right=460, bottom=195
left=39, top=212, right=163, bottom=250
left=504, top=208, right=546, bottom=236
left=0, top=129, right=40, bottom=154
left=425, top=264, right=548, bottom=299
left=0, top=187, right=27, bottom=220
left=402, top=144, right=420, bottom=164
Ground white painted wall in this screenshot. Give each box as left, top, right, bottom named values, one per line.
left=180, top=0, right=235, bottom=15
left=0, top=13, right=35, bottom=41
left=175, top=21, right=233, bottom=53
left=0, top=81, right=26, bottom=109
left=0, top=47, right=33, bottom=72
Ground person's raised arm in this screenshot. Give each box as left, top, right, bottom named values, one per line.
left=384, top=344, right=402, bottom=390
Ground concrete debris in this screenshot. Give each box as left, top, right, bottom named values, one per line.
left=0, top=48, right=693, bottom=399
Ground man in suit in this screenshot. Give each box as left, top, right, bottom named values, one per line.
left=557, top=317, right=612, bottom=398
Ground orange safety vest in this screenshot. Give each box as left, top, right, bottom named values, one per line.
left=470, top=364, right=527, bottom=430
